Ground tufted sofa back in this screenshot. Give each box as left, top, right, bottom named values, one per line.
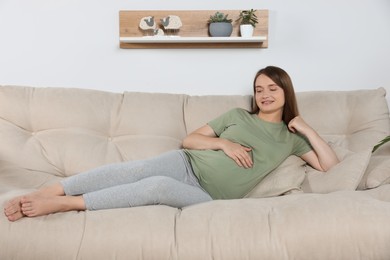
left=0, top=86, right=388, bottom=178
left=297, top=88, right=389, bottom=151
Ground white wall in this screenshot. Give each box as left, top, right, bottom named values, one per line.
left=1, top=0, right=389, bottom=105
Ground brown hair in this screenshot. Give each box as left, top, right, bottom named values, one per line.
left=251, top=66, right=299, bottom=125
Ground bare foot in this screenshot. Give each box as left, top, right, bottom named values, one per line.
left=21, top=195, right=85, bottom=217
left=31, top=183, right=65, bottom=197
left=4, top=183, right=66, bottom=221
left=4, top=196, right=25, bottom=222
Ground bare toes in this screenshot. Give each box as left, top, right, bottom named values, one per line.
left=4, top=197, right=23, bottom=216
left=4, top=206, right=17, bottom=216
left=7, top=211, right=25, bottom=222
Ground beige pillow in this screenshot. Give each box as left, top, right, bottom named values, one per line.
left=245, top=156, right=306, bottom=198
left=302, top=147, right=371, bottom=193
left=358, top=154, right=390, bottom=190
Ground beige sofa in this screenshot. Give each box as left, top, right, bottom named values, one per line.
left=1, top=85, right=390, bottom=260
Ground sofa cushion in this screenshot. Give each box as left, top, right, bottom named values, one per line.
left=77, top=206, right=178, bottom=259
left=0, top=203, right=86, bottom=259
left=244, top=156, right=306, bottom=198
left=296, top=88, right=390, bottom=152
left=0, top=190, right=179, bottom=260
left=245, top=145, right=373, bottom=197
left=184, top=95, right=252, bottom=133
left=0, top=161, right=61, bottom=193
left=176, top=190, right=390, bottom=260
left=0, top=86, right=187, bottom=176
left=358, top=144, right=390, bottom=189
left=302, top=146, right=371, bottom=193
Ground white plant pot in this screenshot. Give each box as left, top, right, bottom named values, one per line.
left=240, top=24, right=254, bottom=37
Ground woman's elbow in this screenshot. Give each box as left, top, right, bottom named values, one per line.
left=182, top=138, right=189, bottom=149
left=182, top=135, right=194, bottom=149
left=321, top=158, right=340, bottom=172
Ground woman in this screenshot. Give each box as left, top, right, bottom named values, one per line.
left=4, top=66, right=339, bottom=222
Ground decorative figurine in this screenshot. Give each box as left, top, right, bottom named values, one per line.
left=160, top=15, right=182, bottom=35
left=139, top=16, right=156, bottom=36
left=154, top=28, right=165, bottom=36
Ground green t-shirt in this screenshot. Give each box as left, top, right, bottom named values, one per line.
left=184, top=108, right=312, bottom=200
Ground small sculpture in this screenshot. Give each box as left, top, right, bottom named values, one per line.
left=139, top=16, right=156, bottom=36
left=160, top=15, right=182, bottom=35
left=154, top=28, right=165, bottom=36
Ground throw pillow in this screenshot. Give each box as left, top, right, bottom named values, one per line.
left=301, top=146, right=371, bottom=193
left=358, top=155, right=390, bottom=190
left=245, top=156, right=306, bottom=198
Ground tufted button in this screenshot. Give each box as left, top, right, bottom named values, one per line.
left=31, top=132, right=36, bottom=136
left=108, top=137, right=112, bottom=142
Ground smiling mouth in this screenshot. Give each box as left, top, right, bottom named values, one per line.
left=261, top=100, right=274, bottom=105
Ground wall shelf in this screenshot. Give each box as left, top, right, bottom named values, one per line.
left=119, top=10, right=269, bottom=49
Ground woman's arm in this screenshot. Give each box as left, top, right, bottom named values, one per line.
left=288, top=116, right=339, bottom=172
left=182, top=125, right=253, bottom=168
left=182, top=125, right=223, bottom=150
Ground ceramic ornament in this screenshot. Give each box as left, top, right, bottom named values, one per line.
left=154, top=28, right=165, bottom=36
left=139, top=16, right=156, bottom=30
left=160, top=15, right=182, bottom=35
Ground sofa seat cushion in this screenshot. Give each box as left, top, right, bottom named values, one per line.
left=0, top=192, right=179, bottom=260
left=175, top=186, right=390, bottom=260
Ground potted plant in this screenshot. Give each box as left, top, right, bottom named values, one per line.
left=236, top=9, right=259, bottom=37
left=208, top=11, right=233, bottom=37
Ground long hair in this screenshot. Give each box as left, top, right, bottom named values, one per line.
left=251, top=66, right=299, bottom=125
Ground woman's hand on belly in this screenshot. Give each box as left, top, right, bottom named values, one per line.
left=220, top=139, right=253, bottom=169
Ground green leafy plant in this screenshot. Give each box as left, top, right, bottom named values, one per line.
left=208, top=12, right=233, bottom=24
left=236, top=9, right=259, bottom=27
left=372, top=135, right=390, bottom=153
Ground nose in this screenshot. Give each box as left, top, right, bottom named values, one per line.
left=260, top=89, right=271, bottom=97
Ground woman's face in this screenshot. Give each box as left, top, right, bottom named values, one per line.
left=254, top=74, right=285, bottom=118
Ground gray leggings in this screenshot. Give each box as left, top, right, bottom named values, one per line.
left=61, top=150, right=212, bottom=210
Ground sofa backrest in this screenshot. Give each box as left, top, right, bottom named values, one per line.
left=0, top=85, right=388, bottom=177
left=296, top=88, right=390, bottom=151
